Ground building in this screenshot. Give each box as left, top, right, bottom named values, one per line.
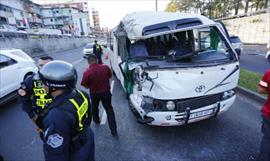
left=41, top=1, right=89, bottom=12
left=0, top=0, right=29, bottom=29
left=102, top=27, right=109, bottom=33
left=41, top=5, right=90, bottom=35
left=0, top=0, right=44, bottom=29
left=0, top=0, right=91, bottom=35
left=24, top=2, right=43, bottom=28
left=40, top=1, right=90, bottom=35
left=92, top=9, right=100, bottom=30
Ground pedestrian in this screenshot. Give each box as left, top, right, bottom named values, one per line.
left=93, top=40, right=103, bottom=64
left=36, top=60, right=95, bottom=161
left=258, top=69, right=270, bottom=161
left=18, top=56, right=53, bottom=127
left=81, top=54, right=117, bottom=136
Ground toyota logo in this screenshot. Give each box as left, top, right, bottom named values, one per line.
left=195, top=85, right=206, bottom=93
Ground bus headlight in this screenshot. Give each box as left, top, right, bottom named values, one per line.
left=222, top=90, right=235, bottom=100
left=166, top=101, right=176, bottom=111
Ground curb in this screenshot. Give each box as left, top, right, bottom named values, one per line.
left=236, top=86, right=267, bottom=104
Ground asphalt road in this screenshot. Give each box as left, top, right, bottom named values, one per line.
left=0, top=47, right=264, bottom=161
left=240, top=45, right=269, bottom=74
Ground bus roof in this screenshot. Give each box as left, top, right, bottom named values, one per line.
left=120, top=11, right=216, bottom=40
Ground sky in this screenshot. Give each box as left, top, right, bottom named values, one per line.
left=88, top=0, right=170, bottom=29
left=33, top=0, right=171, bottom=29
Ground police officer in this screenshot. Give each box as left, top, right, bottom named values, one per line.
left=93, top=40, right=103, bottom=64
left=19, top=56, right=53, bottom=125
left=36, top=60, right=95, bottom=161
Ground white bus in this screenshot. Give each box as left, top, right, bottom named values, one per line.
left=107, top=12, right=240, bottom=126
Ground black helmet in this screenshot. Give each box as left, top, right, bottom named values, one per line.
left=39, top=60, right=77, bottom=89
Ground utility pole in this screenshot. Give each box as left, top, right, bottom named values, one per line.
left=155, top=0, right=158, bottom=11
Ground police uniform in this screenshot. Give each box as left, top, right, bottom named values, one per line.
left=36, top=89, right=94, bottom=161
left=93, top=42, right=102, bottom=64
left=36, top=60, right=95, bottom=161
left=19, top=73, right=53, bottom=119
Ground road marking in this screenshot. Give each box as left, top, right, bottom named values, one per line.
left=100, top=110, right=107, bottom=125
left=72, top=58, right=84, bottom=66
left=110, top=80, right=115, bottom=93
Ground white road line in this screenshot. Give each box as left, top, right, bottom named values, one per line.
left=72, top=58, right=84, bottom=66
left=110, top=80, right=115, bottom=93
left=100, top=111, right=107, bottom=125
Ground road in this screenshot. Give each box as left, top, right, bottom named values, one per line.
left=240, top=45, right=269, bottom=74
left=0, top=47, right=264, bottom=161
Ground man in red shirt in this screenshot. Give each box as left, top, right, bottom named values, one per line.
left=81, top=54, right=117, bottom=136
left=258, top=69, right=270, bottom=161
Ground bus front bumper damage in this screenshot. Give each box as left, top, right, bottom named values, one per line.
left=129, top=91, right=236, bottom=126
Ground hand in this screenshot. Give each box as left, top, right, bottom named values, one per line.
left=31, top=117, right=37, bottom=124
left=36, top=128, right=43, bottom=133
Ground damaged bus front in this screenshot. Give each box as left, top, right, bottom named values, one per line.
left=108, top=12, right=240, bottom=126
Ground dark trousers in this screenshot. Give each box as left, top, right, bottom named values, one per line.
left=97, top=54, right=102, bottom=64
left=91, top=92, right=117, bottom=133
left=260, top=116, right=270, bottom=161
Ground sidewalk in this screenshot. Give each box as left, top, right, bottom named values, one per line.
left=243, top=44, right=268, bottom=53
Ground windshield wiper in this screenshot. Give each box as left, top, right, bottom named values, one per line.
left=130, top=55, right=165, bottom=61
left=196, top=47, right=213, bottom=53
left=167, top=47, right=215, bottom=62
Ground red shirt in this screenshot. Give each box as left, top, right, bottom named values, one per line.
left=259, top=69, right=270, bottom=117
left=81, top=64, right=112, bottom=94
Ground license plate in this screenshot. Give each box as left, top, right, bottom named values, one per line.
left=189, top=109, right=214, bottom=119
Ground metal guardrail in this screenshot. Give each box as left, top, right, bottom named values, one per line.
left=0, top=31, right=95, bottom=39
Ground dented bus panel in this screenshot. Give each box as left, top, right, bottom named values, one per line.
left=107, top=12, right=240, bottom=126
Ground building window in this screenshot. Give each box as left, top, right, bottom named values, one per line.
left=50, top=19, right=53, bottom=22
left=69, top=10, right=71, bottom=13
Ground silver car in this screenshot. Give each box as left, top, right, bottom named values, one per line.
left=83, top=43, right=94, bottom=58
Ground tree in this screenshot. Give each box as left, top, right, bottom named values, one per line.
left=165, top=0, right=236, bottom=18
left=264, top=0, right=269, bottom=8
left=244, top=0, right=250, bottom=13
left=165, top=0, right=197, bottom=13
left=233, top=0, right=243, bottom=15
left=165, top=0, right=178, bottom=12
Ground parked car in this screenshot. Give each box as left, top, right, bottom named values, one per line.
left=266, top=43, right=270, bottom=60
left=83, top=43, right=94, bottom=58
left=0, top=49, right=38, bottom=105
left=230, top=36, right=243, bottom=57
left=215, top=22, right=242, bottom=58
left=108, top=11, right=239, bottom=126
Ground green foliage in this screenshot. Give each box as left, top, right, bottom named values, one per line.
left=165, top=0, right=178, bottom=12
left=239, top=69, right=263, bottom=92
left=164, top=0, right=268, bottom=18
left=250, top=18, right=263, bottom=23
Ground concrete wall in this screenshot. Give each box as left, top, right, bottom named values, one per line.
left=0, top=36, right=93, bottom=57
left=222, top=13, right=269, bottom=44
